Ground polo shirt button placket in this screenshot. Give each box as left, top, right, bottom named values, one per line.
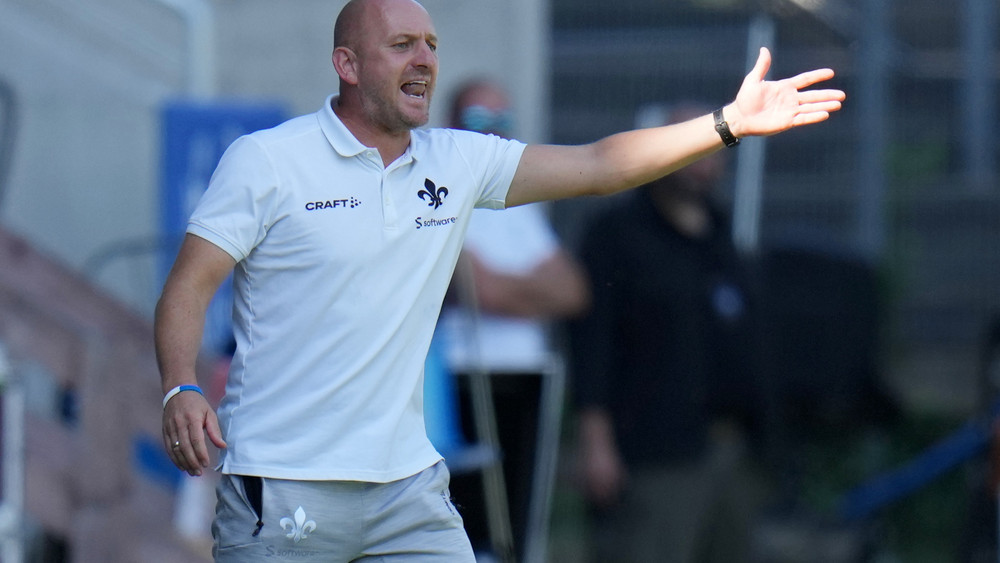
left=380, top=173, right=397, bottom=228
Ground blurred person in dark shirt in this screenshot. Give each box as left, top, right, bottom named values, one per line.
left=571, top=103, right=768, bottom=563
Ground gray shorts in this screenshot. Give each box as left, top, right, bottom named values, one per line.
left=212, top=461, right=474, bottom=562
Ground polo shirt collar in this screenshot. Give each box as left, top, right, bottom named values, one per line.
left=318, top=94, right=422, bottom=164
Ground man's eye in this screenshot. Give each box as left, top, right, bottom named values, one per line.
left=427, top=42, right=437, bottom=52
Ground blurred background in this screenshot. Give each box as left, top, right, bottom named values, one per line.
left=0, top=0, right=998, bottom=561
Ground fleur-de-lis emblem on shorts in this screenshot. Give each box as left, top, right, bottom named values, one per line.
left=418, top=178, right=448, bottom=209
left=279, top=506, right=317, bottom=543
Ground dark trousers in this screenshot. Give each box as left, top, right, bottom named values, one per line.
left=448, top=372, right=544, bottom=561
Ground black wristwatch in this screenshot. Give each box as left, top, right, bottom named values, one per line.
left=713, top=108, right=740, bottom=148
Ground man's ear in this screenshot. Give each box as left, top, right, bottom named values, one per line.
left=332, top=47, right=359, bottom=85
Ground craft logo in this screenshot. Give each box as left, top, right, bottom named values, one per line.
left=305, top=197, right=361, bottom=211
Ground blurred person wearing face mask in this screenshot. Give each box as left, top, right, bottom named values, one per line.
left=435, top=78, right=590, bottom=560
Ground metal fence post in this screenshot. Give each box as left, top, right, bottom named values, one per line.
left=0, top=343, right=24, bottom=563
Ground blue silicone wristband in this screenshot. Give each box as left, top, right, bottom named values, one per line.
left=162, top=384, right=204, bottom=409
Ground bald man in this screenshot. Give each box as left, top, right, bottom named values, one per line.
left=155, top=0, right=844, bottom=560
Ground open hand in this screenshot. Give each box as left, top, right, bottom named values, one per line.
left=727, top=47, right=846, bottom=138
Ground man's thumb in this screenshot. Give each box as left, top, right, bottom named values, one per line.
left=748, top=46, right=771, bottom=82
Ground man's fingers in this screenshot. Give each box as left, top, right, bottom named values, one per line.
left=164, top=424, right=187, bottom=466
left=178, top=449, right=203, bottom=476
left=792, top=111, right=832, bottom=127
left=163, top=428, right=183, bottom=467
left=169, top=429, right=202, bottom=475
left=188, top=426, right=210, bottom=468
left=788, top=94, right=844, bottom=128
left=189, top=418, right=222, bottom=468
left=206, top=414, right=229, bottom=450
left=798, top=89, right=847, bottom=104
left=788, top=68, right=836, bottom=89
left=798, top=100, right=844, bottom=115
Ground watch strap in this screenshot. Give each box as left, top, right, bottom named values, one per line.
left=713, top=108, right=740, bottom=147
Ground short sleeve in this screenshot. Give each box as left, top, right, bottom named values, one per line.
left=187, top=135, right=281, bottom=262
left=444, top=129, right=525, bottom=211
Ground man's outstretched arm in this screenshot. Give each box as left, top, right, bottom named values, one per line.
left=506, top=47, right=845, bottom=207
left=155, top=233, right=235, bottom=476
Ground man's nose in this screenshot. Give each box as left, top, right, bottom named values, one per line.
left=413, top=41, right=437, bottom=68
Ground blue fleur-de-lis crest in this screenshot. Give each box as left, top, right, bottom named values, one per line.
left=279, top=506, right=317, bottom=543
left=418, top=178, right=448, bottom=209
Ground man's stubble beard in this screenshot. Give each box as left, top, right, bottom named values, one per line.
left=360, top=82, right=431, bottom=133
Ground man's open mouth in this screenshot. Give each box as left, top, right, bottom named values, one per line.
left=401, top=80, right=428, bottom=98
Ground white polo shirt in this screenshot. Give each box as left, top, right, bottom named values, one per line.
left=187, top=95, right=526, bottom=482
